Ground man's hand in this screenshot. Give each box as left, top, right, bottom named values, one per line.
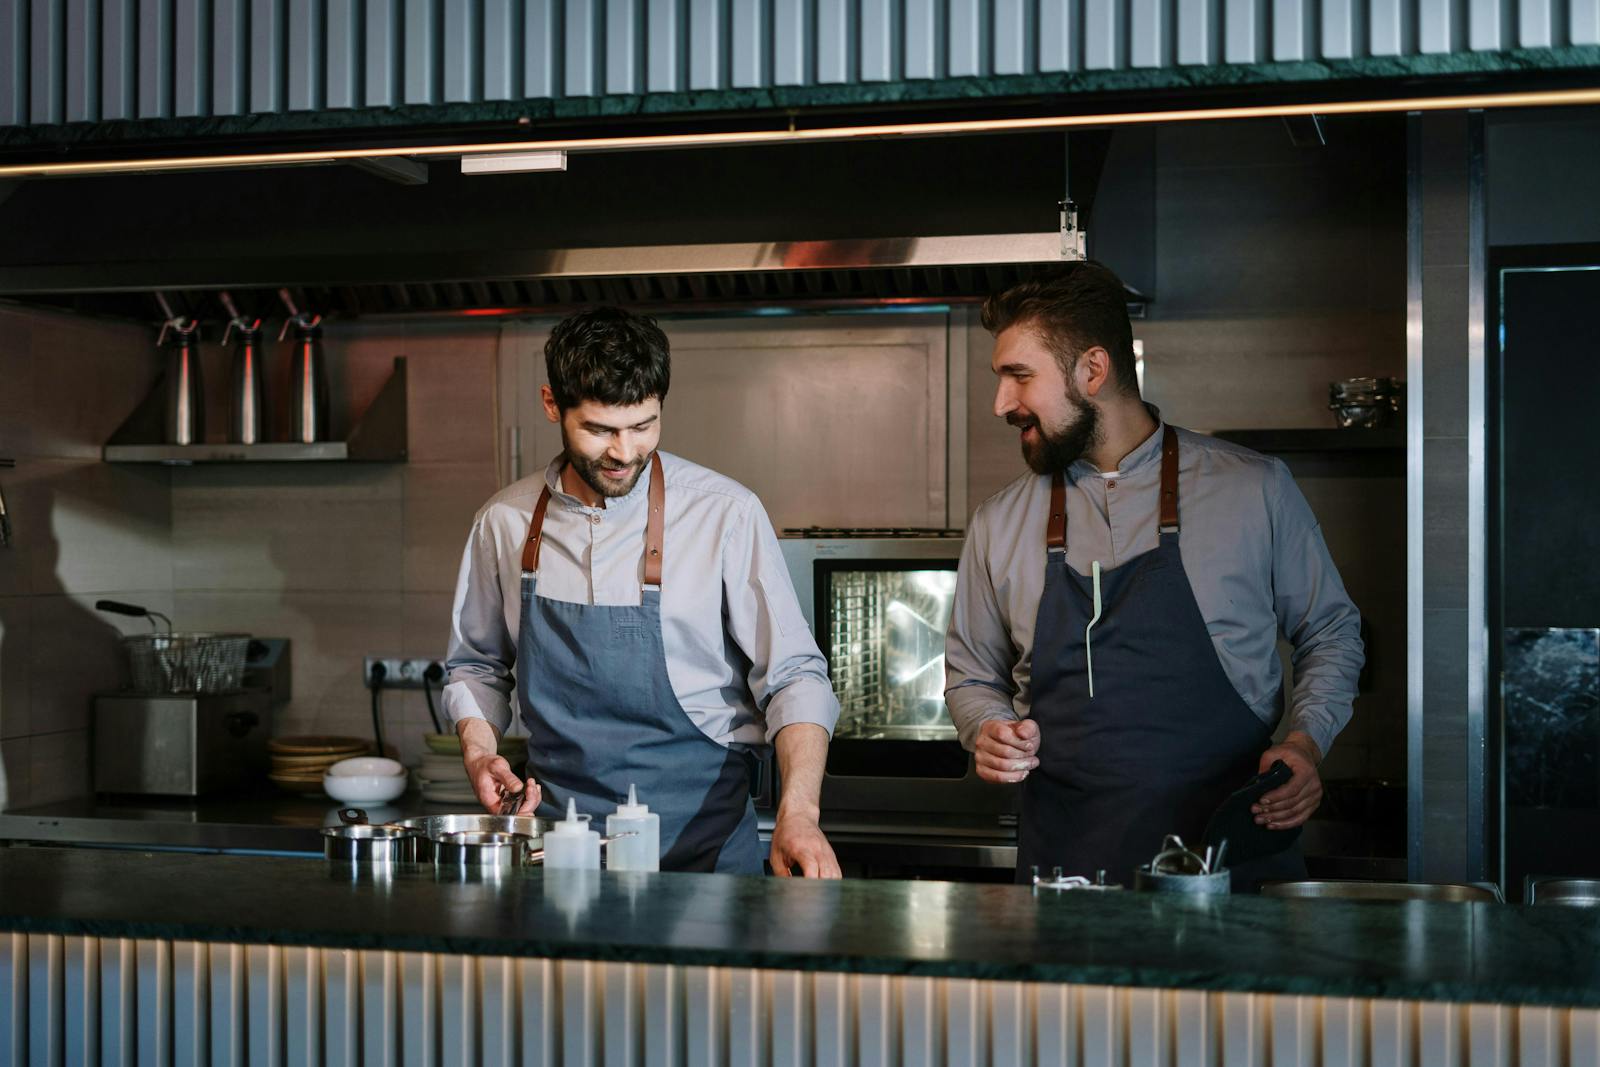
left=770, top=722, right=841, bottom=878
left=458, top=718, right=540, bottom=815
left=974, top=718, right=1039, bottom=784
left=1252, top=731, right=1323, bottom=829
left=769, top=810, right=841, bottom=879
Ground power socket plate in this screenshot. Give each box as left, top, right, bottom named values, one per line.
left=364, top=657, right=443, bottom=690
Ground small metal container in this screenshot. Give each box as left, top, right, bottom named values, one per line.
left=396, top=814, right=552, bottom=860
left=433, top=830, right=542, bottom=877
left=1134, top=868, right=1232, bottom=895
left=321, top=824, right=422, bottom=865
left=1526, top=878, right=1600, bottom=906
left=1261, top=880, right=1500, bottom=903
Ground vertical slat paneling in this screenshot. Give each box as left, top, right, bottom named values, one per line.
left=1084, top=0, right=1123, bottom=70
left=1321, top=996, right=1365, bottom=1067
left=727, top=968, right=765, bottom=1066
left=904, top=0, right=943, bottom=77
left=246, top=944, right=282, bottom=1067
left=282, top=946, right=320, bottom=1067
left=207, top=943, right=244, bottom=1067
left=946, top=0, right=987, bottom=75
left=1369, top=998, right=1413, bottom=1067
left=645, top=0, right=682, bottom=90
left=26, top=933, right=63, bottom=1067
left=561, top=958, right=599, bottom=1067
left=1176, top=0, right=1217, bottom=64
left=1417, top=1000, right=1461, bottom=1065
left=564, top=0, right=599, bottom=95
left=211, top=0, right=246, bottom=112
left=603, top=961, right=644, bottom=1067
left=769, top=969, right=808, bottom=1067
left=943, top=977, right=981, bottom=1067
left=855, top=973, right=895, bottom=1067
left=1468, top=1003, right=1510, bottom=1066
left=771, top=0, right=807, bottom=84
left=1033, top=982, right=1071, bottom=1064
left=0, top=0, right=26, bottom=126
left=811, top=972, right=848, bottom=1067
left=604, top=0, right=639, bottom=93
left=814, top=0, right=853, bottom=83
left=988, top=982, right=1027, bottom=1067
left=325, top=0, right=359, bottom=107
left=64, top=0, right=99, bottom=119
left=249, top=0, right=283, bottom=110
left=173, top=0, right=209, bottom=116
left=1470, top=0, right=1507, bottom=49
left=728, top=0, right=763, bottom=86
left=287, top=0, right=323, bottom=109
left=481, top=957, right=519, bottom=1067
left=320, top=953, right=358, bottom=1067
left=443, top=0, right=482, bottom=98
left=687, top=0, right=723, bottom=89
left=30, top=0, right=66, bottom=124
left=483, top=0, right=521, bottom=97
left=403, top=0, right=437, bottom=102
left=1126, top=986, right=1166, bottom=1067
left=136, top=0, right=172, bottom=116
left=1129, top=0, right=1165, bottom=66
left=1273, top=0, right=1307, bottom=58
left=524, top=0, right=561, bottom=96
left=1518, top=0, right=1554, bottom=46
left=519, top=958, right=558, bottom=1067
left=171, top=941, right=208, bottom=1067
left=1369, top=0, right=1409, bottom=54
left=1419, top=0, right=1457, bottom=52
left=1223, top=0, right=1262, bottom=62
left=1080, top=986, right=1120, bottom=1066
left=135, top=939, right=172, bottom=1067
left=359, top=950, right=399, bottom=1067
left=100, top=0, right=136, bottom=116
left=403, top=953, right=441, bottom=1067
left=1322, top=0, right=1361, bottom=57
left=1172, top=988, right=1213, bottom=1067
left=900, top=975, right=941, bottom=1065
left=98, top=939, right=135, bottom=1067
left=441, top=954, right=478, bottom=1066
left=1575, top=0, right=1600, bottom=43
left=363, top=0, right=399, bottom=104
left=860, top=0, right=899, bottom=81
left=62, top=936, right=99, bottom=1067
left=324, top=948, right=361, bottom=1067
left=992, top=0, right=1029, bottom=74
left=1572, top=1007, right=1600, bottom=1065
left=1271, top=994, right=1316, bottom=1066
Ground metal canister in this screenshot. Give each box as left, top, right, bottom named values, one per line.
left=286, top=319, right=328, bottom=444
left=222, top=296, right=267, bottom=444
left=161, top=322, right=205, bottom=445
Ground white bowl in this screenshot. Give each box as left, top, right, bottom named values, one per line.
left=326, top=756, right=406, bottom=778
left=322, top=772, right=408, bottom=804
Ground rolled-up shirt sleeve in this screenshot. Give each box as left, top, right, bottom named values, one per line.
left=723, top=497, right=840, bottom=743
left=945, top=516, right=1023, bottom=751
left=443, top=515, right=517, bottom=737
left=1267, top=460, right=1365, bottom=758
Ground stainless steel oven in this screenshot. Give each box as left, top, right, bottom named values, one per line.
left=780, top=532, right=1018, bottom=817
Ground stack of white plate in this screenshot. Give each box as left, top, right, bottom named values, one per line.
left=415, top=732, right=525, bottom=805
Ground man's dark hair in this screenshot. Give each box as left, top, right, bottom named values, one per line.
left=544, top=307, right=671, bottom=410
left=980, top=261, right=1138, bottom=397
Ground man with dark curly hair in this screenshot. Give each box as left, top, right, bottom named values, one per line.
left=446, top=307, right=841, bottom=877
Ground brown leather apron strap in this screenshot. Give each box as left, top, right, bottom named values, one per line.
left=1159, top=424, right=1180, bottom=533
left=520, top=452, right=667, bottom=587
left=1047, top=472, right=1067, bottom=551
left=643, top=451, right=665, bottom=587
left=520, top=483, right=554, bottom=574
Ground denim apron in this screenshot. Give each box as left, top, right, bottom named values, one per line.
left=1017, top=426, right=1306, bottom=891
left=516, top=452, right=763, bottom=874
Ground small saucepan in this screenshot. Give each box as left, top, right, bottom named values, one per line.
left=321, top=823, right=423, bottom=865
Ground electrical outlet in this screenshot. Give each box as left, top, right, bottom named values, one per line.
left=364, top=657, right=444, bottom=690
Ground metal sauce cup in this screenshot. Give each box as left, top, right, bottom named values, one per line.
left=433, top=830, right=542, bottom=879
left=321, top=824, right=422, bottom=866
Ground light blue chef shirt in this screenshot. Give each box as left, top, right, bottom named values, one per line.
left=445, top=451, right=840, bottom=747
left=946, top=418, right=1364, bottom=758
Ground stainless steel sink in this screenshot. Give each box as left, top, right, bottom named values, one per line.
left=1526, top=878, right=1600, bottom=906
left=1261, top=880, right=1502, bottom=903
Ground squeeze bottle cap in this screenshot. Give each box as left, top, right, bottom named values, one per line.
left=613, top=783, right=650, bottom=819
left=550, top=796, right=592, bottom=834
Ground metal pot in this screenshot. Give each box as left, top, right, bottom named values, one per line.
left=1261, top=880, right=1500, bottom=902
left=1133, top=868, right=1232, bottom=895
left=321, top=824, right=422, bottom=865
left=433, top=831, right=543, bottom=877
left=395, top=814, right=553, bottom=858
left=1526, top=878, right=1600, bottom=906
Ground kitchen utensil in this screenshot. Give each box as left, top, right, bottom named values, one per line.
left=1525, top=878, right=1600, bottom=906
left=321, top=824, right=422, bottom=865
left=1262, top=880, right=1500, bottom=903
left=1133, top=834, right=1231, bottom=895
left=157, top=293, right=205, bottom=445
left=1201, top=759, right=1300, bottom=866
left=96, top=600, right=250, bottom=694
left=220, top=292, right=267, bottom=445
left=1328, top=377, right=1405, bottom=429
left=278, top=289, right=328, bottom=444
left=433, top=830, right=544, bottom=874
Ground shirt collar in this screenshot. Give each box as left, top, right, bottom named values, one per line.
left=542, top=452, right=655, bottom=511
left=1067, top=403, right=1165, bottom=482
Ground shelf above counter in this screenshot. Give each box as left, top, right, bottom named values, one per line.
left=103, top=356, right=408, bottom=465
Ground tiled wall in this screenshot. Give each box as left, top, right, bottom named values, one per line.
left=968, top=117, right=1408, bottom=783
left=0, top=304, right=171, bottom=809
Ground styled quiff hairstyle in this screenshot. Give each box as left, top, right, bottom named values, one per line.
left=980, top=262, right=1139, bottom=397
left=544, top=306, right=672, bottom=410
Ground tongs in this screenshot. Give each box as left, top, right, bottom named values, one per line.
left=1148, top=834, right=1229, bottom=876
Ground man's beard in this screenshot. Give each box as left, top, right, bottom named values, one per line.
left=563, top=433, right=649, bottom=499
left=1009, top=393, right=1100, bottom=476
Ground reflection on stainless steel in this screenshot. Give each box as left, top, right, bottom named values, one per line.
left=1261, top=880, right=1501, bottom=903
left=828, top=569, right=958, bottom=741
left=1526, top=878, right=1600, bottom=906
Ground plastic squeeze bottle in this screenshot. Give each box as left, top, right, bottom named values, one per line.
left=605, top=784, right=660, bottom=871
left=543, top=797, right=601, bottom=869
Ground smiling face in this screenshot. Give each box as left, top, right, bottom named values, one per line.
left=991, top=324, right=1103, bottom=475
left=542, top=390, right=663, bottom=500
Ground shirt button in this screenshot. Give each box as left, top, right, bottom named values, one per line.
left=589, top=515, right=601, bottom=526
left=1107, top=480, right=1117, bottom=490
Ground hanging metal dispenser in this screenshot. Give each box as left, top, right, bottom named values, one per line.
left=155, top=292, right=204, bottom=446
left=277, top=289, right=328, bottom=444
left=220, top=292, right=266, bottom=445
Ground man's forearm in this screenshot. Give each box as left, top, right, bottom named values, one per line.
left=456, top=716, right=502, bottom=760
left=774, top=723, right=828, bottom=820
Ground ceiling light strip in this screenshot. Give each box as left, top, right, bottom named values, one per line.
left=2, top=86, right=1598, bottom=178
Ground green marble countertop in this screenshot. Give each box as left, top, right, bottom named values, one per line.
left=1, top=848, right=1596, bottom=1007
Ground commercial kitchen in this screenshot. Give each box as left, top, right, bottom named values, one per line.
left=1, top=3, right=1599, bottom=1064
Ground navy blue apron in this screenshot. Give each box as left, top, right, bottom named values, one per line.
left=1017, top=426, right=1306, bottom=892
left=515, top=452, right=764, bottom=874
